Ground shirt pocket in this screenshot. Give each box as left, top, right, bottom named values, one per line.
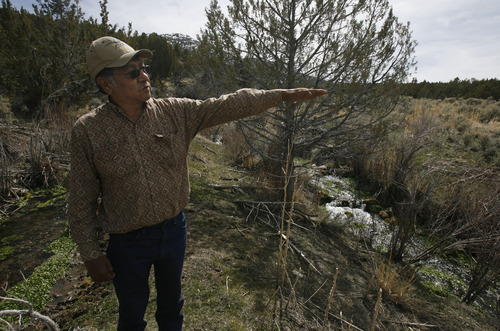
left=147, top=130, right=184, bottom=170
left=94, top=140, right=139, bottom=178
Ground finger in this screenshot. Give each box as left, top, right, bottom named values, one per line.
left=105, top=258, right=114, bottom=273
left=103, top=259, right=115, bottom=280
left=107, top=269, right=116, bottom=279
left=94, top=272, right=114, bottom=283
left=307, top=89, right=327, bottom=98
left=295, top=89, right=326, bottom=101
left=281, top=88, right=327, bottom=102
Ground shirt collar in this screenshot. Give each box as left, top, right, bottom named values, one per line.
left=105, top=97, right=152, bottom=123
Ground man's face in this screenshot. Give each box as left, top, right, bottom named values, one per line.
left=107, top=58, right=151, bottom=105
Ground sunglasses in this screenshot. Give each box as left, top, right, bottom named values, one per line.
left=115, top=65, right=151, bottom=79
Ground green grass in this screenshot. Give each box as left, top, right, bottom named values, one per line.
left=418, top=265, right=466, bottom=300
left=0, top=246, right=16, bottom=261
left=32, top=185, right=68, bottom=210
left=1, top=234, right=76, bottom=311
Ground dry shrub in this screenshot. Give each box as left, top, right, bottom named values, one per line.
left=26, top=104, right=76, bottom=188
left=354, top=99, right=441, bottom=200
left=453, top=115, right=471, bottom=133
left=353, top=101, right=442, bottom=260
left=0, top=136, right=11, bottom=198
left=369, top=259, right=415, bottom=306
left=479, top=101, right=500, bottom=122
left=442, top=170, right=500, bottom=304
left=219, top=122, right=262, bottom=169
left=0, top=96, right=14, bottom=125
left=43, top=104, right=77, bottom=155
left=28, top=123, right=60, bottom=188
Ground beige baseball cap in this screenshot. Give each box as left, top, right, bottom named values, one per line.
left=86, top=36, right=153, bottom=81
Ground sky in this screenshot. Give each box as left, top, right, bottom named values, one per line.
left=8, top=0, right=500, bottom=82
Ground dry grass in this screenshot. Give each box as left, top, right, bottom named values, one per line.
left=369, top=259, right=415, bottom=307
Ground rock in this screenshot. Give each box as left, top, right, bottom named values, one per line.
left=367, top=203, right=383, bottom=214
left=363, top=198, right=379, bottom=207
left=340, top=200, right=350, bottom=207
left=317, top=189, right=333, bottom=205
left=379, top=210, right=390, bottom=219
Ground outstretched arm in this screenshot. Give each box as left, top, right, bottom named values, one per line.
left=281, top=88, right=327, bottom=102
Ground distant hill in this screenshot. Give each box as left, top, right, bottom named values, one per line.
left=162, top=33, right=199, bottom=49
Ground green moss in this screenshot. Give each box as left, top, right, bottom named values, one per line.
left=45, top=235, right=75, bottom=254
left=321, top=180, right=336, bottom=190
left=1, top=234, right=23, bottom=245
left=1, top=235, right=77, bottom=311
left=418, top=265, right=466, bottom=301
left=35, top=194, right=66, bottom=209
left=33, top=185, right=68, bottom=209
left=15, top=196, right=30, bottom=209
left=368, top=204, right=384, bottom=214
left=0, top=246, right=15, bottom=261
left=33, top=184, right=67, bottom=199
left=352, top=222, right=366, bottom=230
left=294, top=157, right=310, bottom=167
left=6, top=185, right=68, bottom=212
left=419, top=265, right=454, bottom=281
left=0, top=235, right=23, bottom=261
left=444, top=250, right=471, bottom=267
left=421, top=281, right=450, bottom=297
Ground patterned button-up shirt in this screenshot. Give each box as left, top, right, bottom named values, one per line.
left=69, top=89, right=283, bottom=261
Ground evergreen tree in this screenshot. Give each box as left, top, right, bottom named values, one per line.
left=33, top=0, right=89, bottom=110
left=134, top=33, right=176, bottom=82
left=99, top=0, right=109, bottom=34
left=0, top=0, right=98, bottom=115
left=193, top=0, right=243, bottom=95
left=200, top=0, right=416, bottom=197
left=402, top=78, right=500, bottom=100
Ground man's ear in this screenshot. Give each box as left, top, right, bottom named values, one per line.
left=96, top=77, right=114, bottom=95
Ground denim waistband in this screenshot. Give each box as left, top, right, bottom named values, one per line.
left=126, top=211, right=183, bottom=235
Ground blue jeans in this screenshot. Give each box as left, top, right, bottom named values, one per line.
left=107, top=212, right=187, bottom=331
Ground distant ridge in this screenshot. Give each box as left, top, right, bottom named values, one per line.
left=162, top=33, right=199, bottom=49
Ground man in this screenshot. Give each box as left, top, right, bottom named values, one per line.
left=68, top=36, right=326, bottom=330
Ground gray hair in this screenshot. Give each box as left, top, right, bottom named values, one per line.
left=95, top=68, right=116, bottom=95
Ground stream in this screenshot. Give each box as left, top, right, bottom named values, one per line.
left=0, top=198, right=68, bottom=287
left=313, top=173, right=499, bottom=316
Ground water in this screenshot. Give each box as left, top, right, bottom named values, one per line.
left=0, top=200, right=67, bottom=287
left=315, top=173, right=499, bottom=315
left=313, top=174, right=392, bottom=249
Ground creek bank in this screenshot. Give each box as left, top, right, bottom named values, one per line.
left=312, top=170, right=499, bottom=317
left=0, top=190, right=68, bottom=287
